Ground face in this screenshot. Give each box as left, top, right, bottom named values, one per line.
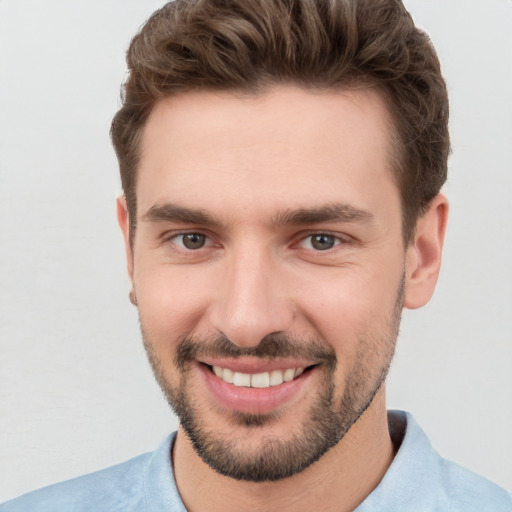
left=121, top=86, right=409, bottom=481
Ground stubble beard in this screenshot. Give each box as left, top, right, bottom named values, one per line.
left=141, top=276, right=404, bottom=482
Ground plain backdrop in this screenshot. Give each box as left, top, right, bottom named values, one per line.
left=0, top=0, right=511, bottom=502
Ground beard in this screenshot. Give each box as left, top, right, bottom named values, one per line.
left=141, top=274, right=404, bottom=482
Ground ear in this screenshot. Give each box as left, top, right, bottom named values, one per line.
left=404, top=194, right=449, bottom=309
left=116, top=196, right=134, bottom=283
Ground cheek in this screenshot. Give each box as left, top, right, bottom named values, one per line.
left=134, top=263, right=215, bottom=349
left=295, top=262, right=403, bottom=353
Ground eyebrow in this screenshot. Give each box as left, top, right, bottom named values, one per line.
left=142, top=204, right=220, bottom=226
left=273, top=203, right=374, bottom=226
left=141, top=202, right=374, bottom=227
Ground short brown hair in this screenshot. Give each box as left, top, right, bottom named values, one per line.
left=111, top=0, right=449, bottom=244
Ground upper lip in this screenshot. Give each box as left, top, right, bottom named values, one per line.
left=199, top=357, right=317, bottom=374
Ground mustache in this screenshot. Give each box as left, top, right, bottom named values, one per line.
left=175, top=333, right=336, bottom=370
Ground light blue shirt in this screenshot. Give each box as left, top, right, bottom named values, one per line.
left=2, top=411, right=511, bottom=511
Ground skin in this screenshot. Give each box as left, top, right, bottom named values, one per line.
left=118, top=85, right=448, bottom=511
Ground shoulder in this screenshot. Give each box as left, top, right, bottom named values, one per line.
left=359, top=411, right=512, bottom=512
left=436, top=457, right=512, bottom=512
left=401, top=410, right=512, bottom=511
left=1, top=452, right=150, bottom=512
left=1, top=433, right=181, bottom=512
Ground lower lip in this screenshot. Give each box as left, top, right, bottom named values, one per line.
left=199, top=363, right=313, bottom=415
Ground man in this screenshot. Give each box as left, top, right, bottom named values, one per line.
left=2, top=0, right=511, bottom=510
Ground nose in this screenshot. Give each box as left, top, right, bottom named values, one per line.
left=208, top=245, right=294, bottom=348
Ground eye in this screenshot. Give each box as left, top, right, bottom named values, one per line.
left=300, top=233, right=341, bottom=251
left=174, top=233, right=208, bottom=250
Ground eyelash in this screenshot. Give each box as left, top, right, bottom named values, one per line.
left=163, top=231, right=348, bottom=253
left=163, top=232, right=214, bottom=251
left=296, top=233, right=346, bottom=251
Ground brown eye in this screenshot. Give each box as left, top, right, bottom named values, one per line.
left=181, top=233, right=206, bottom=249
left=310, top=234, right=336, bottom=250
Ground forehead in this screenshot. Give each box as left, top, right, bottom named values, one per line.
left=137, top=85, right=399, bottom=223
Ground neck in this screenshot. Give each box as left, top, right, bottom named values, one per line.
left=172, top=387, right=395, bottom=512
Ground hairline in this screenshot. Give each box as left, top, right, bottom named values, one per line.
left=126, top=81, right=414, bottom=248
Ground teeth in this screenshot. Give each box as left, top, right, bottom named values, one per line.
left=211, top=365, right=306, bottom=388
left=269, top=369, right=284, bottom=386
left=251, top=372, right=270, bottom=388
left=283, top=368, right=295, bottom=382
left=223, top=368, right=234, bottom=384
left=233, top=371, right=251, bottom=387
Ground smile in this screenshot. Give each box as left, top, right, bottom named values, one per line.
left=199, top=361, right=317, bottom=414
left=211, top=365, right=305, bottom=388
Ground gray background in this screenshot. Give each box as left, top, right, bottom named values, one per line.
left=1, top=0, right=511, bottom=501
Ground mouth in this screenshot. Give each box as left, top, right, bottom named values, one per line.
left=198, top=360, right=318, bottom=415
left=207, top=364, right=312, bottom=388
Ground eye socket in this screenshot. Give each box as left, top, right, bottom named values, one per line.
left=300, top=233, right=341, bottom=251
left=176, top=233, right=207, bottom=250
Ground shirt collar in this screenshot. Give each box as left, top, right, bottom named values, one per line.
left=355, top=410, right=440, bottom=511
left=143, top=410, right=437, bottom=511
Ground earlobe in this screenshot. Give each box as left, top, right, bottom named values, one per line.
left=116, top=196, right=135, bottom=283
left=403, top=194, right=449, bottom=310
